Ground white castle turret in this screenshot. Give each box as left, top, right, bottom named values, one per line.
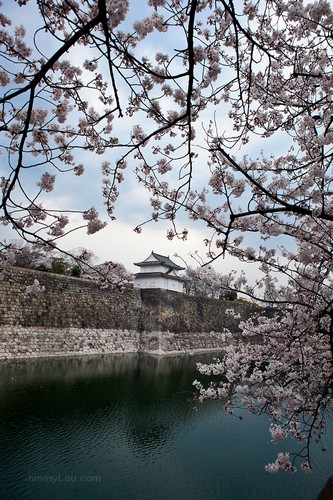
left=133, top=251, right=185, bottom=293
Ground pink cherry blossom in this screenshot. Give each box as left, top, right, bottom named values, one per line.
left=37, top=173, right=56, bottom=192
left=25, top=279, right=45, bottom=294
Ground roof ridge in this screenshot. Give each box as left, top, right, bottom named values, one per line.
left=134, top=251, right=184, bottom=270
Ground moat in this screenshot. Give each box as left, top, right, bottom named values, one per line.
left=0, top=353, right=332, bottom=499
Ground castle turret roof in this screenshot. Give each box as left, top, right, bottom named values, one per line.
left=134, top=251, right=184, bottom=271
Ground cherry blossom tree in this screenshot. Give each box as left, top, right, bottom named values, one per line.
left=184, top=264, right=224, bottom=298
left=2, top=240, right=133, bottom=287
left=180, top=252, right=237, bottom=298
left=81, top=259, right=133, bottom=288
left=1, top=0, right=333, bottom=472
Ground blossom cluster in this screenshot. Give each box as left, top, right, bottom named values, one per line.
left=37, top=173, right=56, bottom=192
left=25, top=279, right=45, bottom=294
left=265, top=453, right=296, bottom=473
left=83, top=208, right=107, bottom=235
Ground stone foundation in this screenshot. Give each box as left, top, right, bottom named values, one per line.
left=0, top=267, right=259, bottom=359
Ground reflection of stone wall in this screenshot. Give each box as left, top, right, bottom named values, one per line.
left=0, top=352, right=220, bottom=386
left=0, top=267, right=259, bottom=359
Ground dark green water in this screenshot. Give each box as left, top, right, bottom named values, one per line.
left=0, top=353, right=332, bottom=500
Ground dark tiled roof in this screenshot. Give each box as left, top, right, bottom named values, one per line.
left=134, top=251, right=184, bottom=271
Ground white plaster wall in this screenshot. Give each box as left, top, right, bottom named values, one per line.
left=134, top=276, right=184, bottom=292
left=137, top=264, right=169, bottom=274
left=134, top=276, right=168, bottom=289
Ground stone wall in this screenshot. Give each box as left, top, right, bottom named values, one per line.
left=1, top=267, right=141, bottom=329
left=138, top=288, right=254, bottom=353
left=0, top=267, right=258, bottom=359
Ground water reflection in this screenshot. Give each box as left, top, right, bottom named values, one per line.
left=0, top=353, right=332, bottom=500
